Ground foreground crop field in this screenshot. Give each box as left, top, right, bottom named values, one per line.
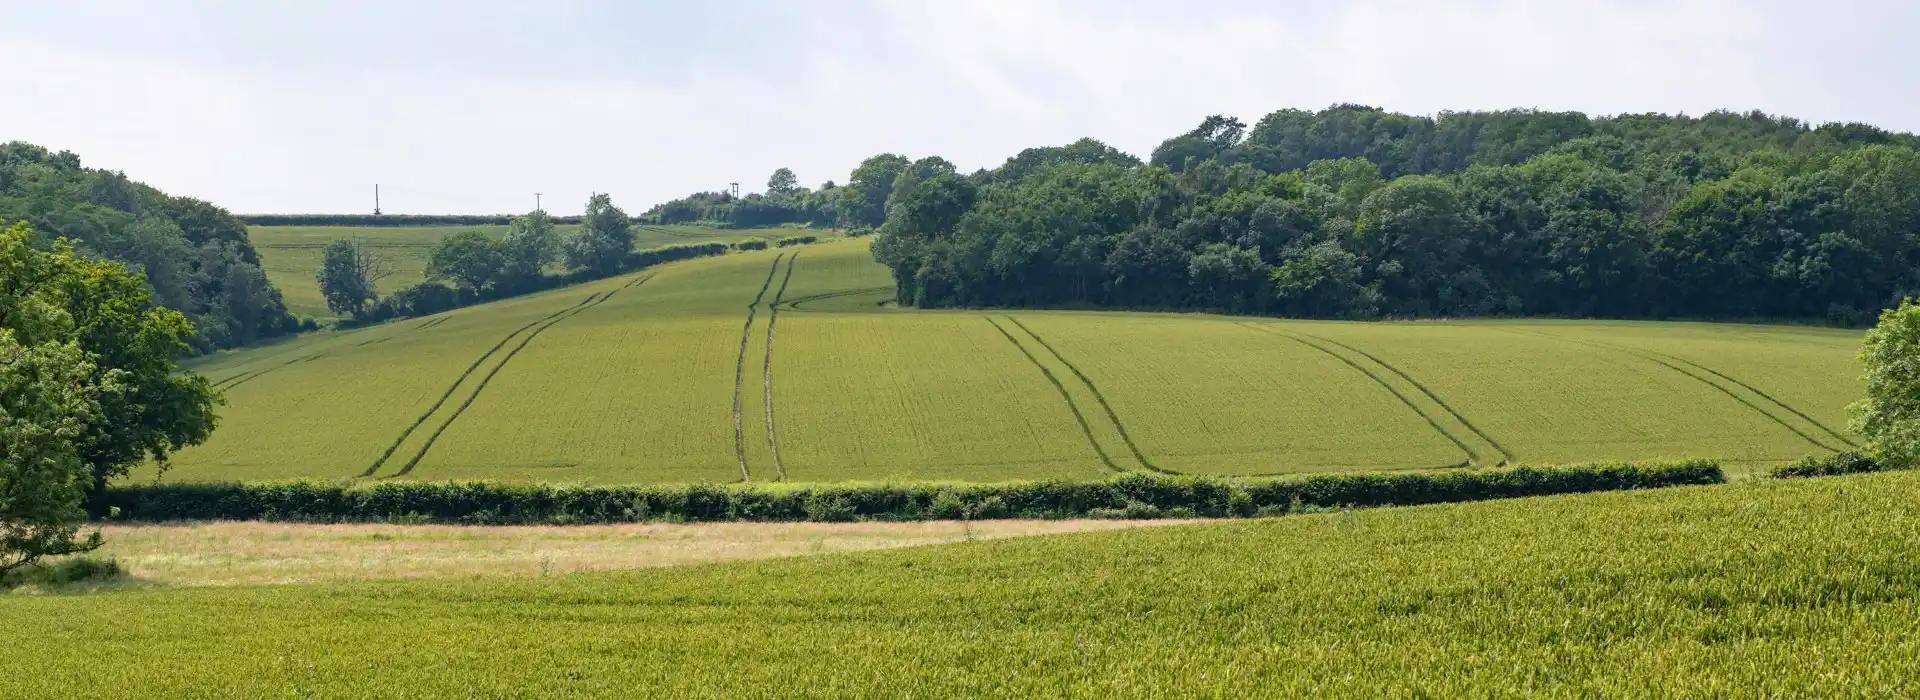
left=251, top=224, right=801, bottom=318
left=173, top=237, right=1866, bottom=483
left=8, top=472, right=1918, bottom=696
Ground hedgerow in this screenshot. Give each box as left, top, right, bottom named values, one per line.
left=93, top=460, right=1721, bottom=524
left=777, top=235, right=817, bottom=247
left=240, top=214, right=584, bottom=227
left=1769, top=451, right=1890, bottom=478
left=734, top=240, right=769, bottom=251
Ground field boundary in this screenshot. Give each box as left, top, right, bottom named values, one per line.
left=764, top=254, right=799, bottom=481
left=1239, top=324, right=1478, bottom=467
left=985, top=317, right=1125, bottom=473
left=1507, top=329, right=1844, bottom=453
left=360, top=292, right=603, bottom=478
left=393, top=273, right=655, bottom=477
left=94, top=460, right=1727, bottom=523
left=733, top=254, right=785, bottom=482
left=1005, top=317, right=1169, bottom=474
left=1288, top=329, right=1515, bottom=464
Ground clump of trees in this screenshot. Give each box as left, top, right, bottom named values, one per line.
left=0, top=142, right=300, bottom=352
left=1, top=222, right=219, bottom=578
left=318, top=195, right=731, bottom=324
left=642, top=168, right=843, bottom=229
left=866, top=106, right=1920, bottom=324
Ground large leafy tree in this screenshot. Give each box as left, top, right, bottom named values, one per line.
left=496, top=211, right=559, bottom=290
left=1, top=222, right=220, bottom=573
left=316, top=239, right=389, bottom=318
left=563, top=194, right=634, bottom=275
left=837, top=154, right=911, bottom=229
left=426, top=230, right=502, bottom=296
left=1851, top=299, right=1920, bottom=466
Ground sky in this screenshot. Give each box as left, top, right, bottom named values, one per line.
left=2, top=0, right=1916, bottom=215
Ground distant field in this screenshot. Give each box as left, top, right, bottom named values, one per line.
left=251, top=223, right=804, bottom=318
left=8, top=471, right=1916, bottom=696
left=166, top=236, right=1866, bottom=484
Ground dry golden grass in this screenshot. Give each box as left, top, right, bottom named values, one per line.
left=67, top=519, right=1189, bottom=587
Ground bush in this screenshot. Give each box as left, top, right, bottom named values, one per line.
left=0, top=556, right=123, bottom=589
left=92, top=460, right=1722, bottom=524
left=777, top=235, right=817, bottom=247
left=734, top=240, right=769, bottom=251
left=1770, top=451, right=1888, bottom=478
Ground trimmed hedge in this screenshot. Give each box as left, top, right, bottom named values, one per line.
left=734, top=240, right=769, bottom=251
left=1770, top=451, right=1890, bottom=478
left=92, top=460, right=1722, bottom=524
left=777, top=235, right=817, bottom=247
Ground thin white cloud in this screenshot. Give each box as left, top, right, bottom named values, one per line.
left=0, top=1, right=1908, bottom=214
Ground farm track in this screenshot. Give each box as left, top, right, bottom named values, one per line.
left=1508, top=329, right=1847, bottom=453
left=763, top=254, right=799, bottom=481
left=778, top=286, right=894, bottom=312
left=1005, top=317, right=1168, bottom=474
left=392, top=274, right=656, bottom=477
left=985, top=317, right=1124, bottom=473
left=1288, top=329, right=1515, bottom=464
left=360, top=292, right=604, bottom=478
left=218, top=351, right=329, bottom=391
left=1240, top=324, right=1478, bottom=468
left=732, top=255, right=786, bottom=482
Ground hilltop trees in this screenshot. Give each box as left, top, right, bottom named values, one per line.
left=564, top=194, right=635, bottom=275
left=1, top=222, right=220, bottom=574
left=864, top=105, right=1920, bottom=323
left=316, top=239, right=390, bottom=318
left=0, top=142, right=298, bottom=352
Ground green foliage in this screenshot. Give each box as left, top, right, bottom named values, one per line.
left=862, top=106, right=1920, bottom=323
left=1770, top=450, right=1885, bottom=478
left=495, top=211, right=560, bottom=290
left=238, top=214, right=582, bottom=227
left=0, top=142, right=297, bottom=352
left=1850, top=299, right=1920, bottom=465
left=95, top=460, right=1719, bottom=524
left=563, top=194, right=635, bottom=275
left=315, top=239, right=386, bottom=318
left=734, top=240, right=768, bottom=251
left=776, top=235, right=816, bottom=247
left=424, top=230, right=501, bottom=296
left=2, top=222, right=216, bottom=573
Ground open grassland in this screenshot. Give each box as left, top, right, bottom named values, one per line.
left=37, top=520, right=1173, bottom=587
left=8, top=472, right=1918, bottom=697
left=251, top=224, right=804, bottom=318
left=174, top=237, right=1866, bottom=484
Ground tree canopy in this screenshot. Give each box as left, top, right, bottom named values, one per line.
left=865, top=106, right=1920, bottom=323
left=0, top=142, right=299, bottom=351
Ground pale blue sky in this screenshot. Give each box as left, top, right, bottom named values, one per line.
left=3, top=1, right=1915, bottom=214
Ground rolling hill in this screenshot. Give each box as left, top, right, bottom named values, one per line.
left=163, top=237, right=1864, bottom=484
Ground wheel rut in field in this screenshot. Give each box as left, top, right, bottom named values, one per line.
left=218, top=351, right=330, bottom=391
left=762, top=253, right=799, bottom=481
left=1509, top=329, right=1847, bottom=453
left=1289, top=329, right=1515, bottom=464
left=1239, top=324, right=1480, bottom=468
left=985, top=317, right=1123, bottom=473
left=390, top=273, right=654, bottom=477
left=732, top=255, right=785, bottom=482
left=360, top=291, right=604, bottom=477
left=779, top=286, right=893, bottom=312
left=1005, top=317, right=1168, bottom=474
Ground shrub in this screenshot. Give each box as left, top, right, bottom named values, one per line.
left=92, top=460, right=1722, bottom=524
left=1770, top=451, right=1887, bottom=478
left=0, top=556, right=123, bottom=589
left=777, top=235, right=817, bottom=248
left=734, top=240, right=769, bottom=251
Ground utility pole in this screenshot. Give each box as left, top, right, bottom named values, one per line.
left=374, top=184, right=382, bottom=216
left=534, top=192, right=543, bottom=213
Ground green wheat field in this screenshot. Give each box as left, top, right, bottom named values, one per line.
left=169, top=236, right=1865, bottom=485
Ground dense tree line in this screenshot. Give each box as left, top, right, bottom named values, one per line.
left=869, top=107, right=1920, bottom=324
left=0, top=142, right=300, bottom=351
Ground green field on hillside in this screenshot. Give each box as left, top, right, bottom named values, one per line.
left=8, top=472, right=1917, bottom=697
left=170, top=237, right=1866, bottom=484
left=251, top=224, right=806, bottom=318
